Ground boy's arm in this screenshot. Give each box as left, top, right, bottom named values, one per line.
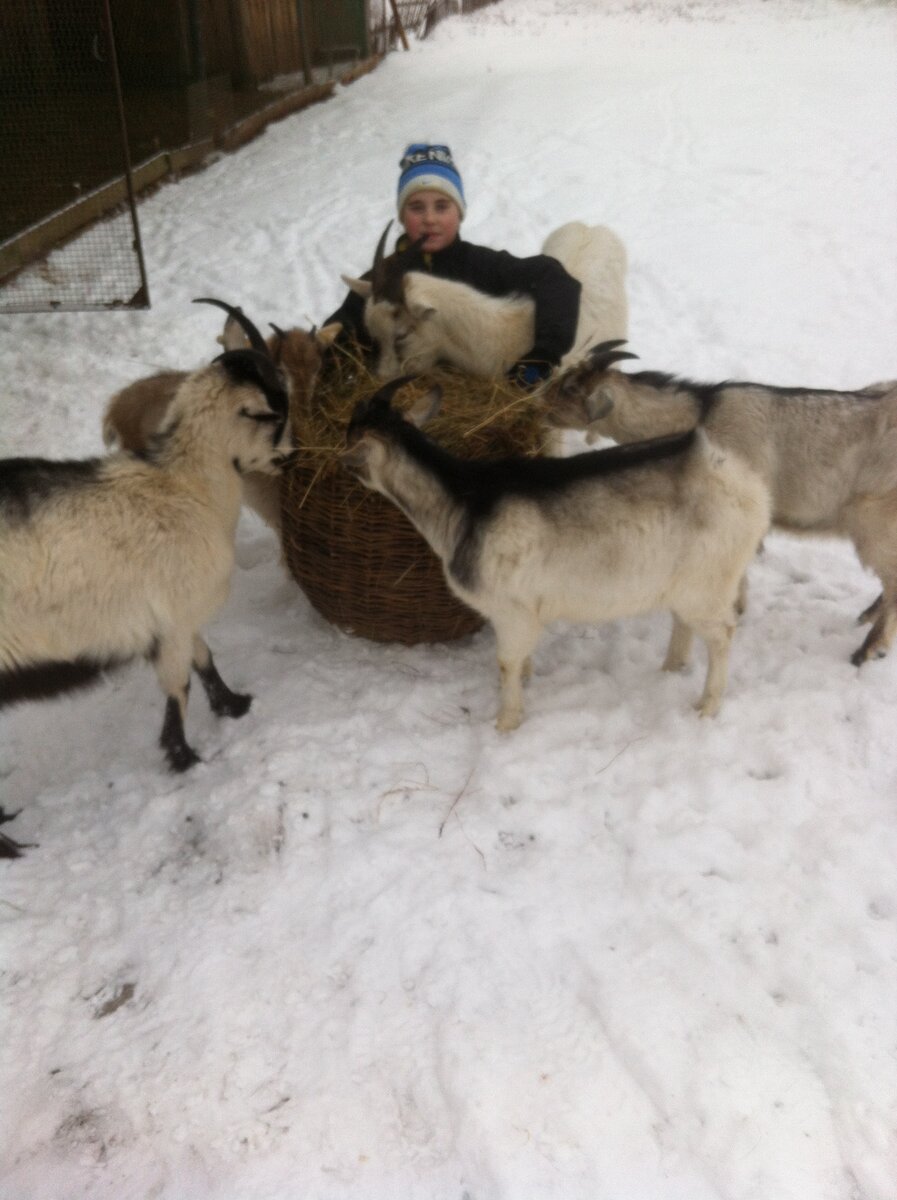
left=464, top=245, right=582, bottom=376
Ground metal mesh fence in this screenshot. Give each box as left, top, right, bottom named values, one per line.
left=369, top=0, right=498, bottom=52
left=0, top=0, right=148, bottom=313
left=0, top=0, right=500, bottom=312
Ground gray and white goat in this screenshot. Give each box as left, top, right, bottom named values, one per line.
left=341, top=378, right=769, bottom=729
left=342, top=220, right=628, bottom=380
left=102, top=303, right=340, bottom=533
left=0, top=301, right=295, bottom=775
left=543, top=341, right=897, bottom=664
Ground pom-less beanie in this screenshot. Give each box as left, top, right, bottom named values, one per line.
left=397, top=144, right=466, bottom=219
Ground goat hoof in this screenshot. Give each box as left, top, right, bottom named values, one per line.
left=495, top=712, right=522, bottom=733
left=166, top=744, right=202, bottom=773
left=0, top=808, right=36, bottom=858
left=0, top=831, right=29, bottom=859
left=851, top=644, right=886, bottom=667
left=216, top=691, right=252, bottom=719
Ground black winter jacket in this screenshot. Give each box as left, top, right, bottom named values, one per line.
left=325, top=234, right=582, bottom=369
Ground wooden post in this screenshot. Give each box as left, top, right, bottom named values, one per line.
left=388, top=0, right=410, bottom=51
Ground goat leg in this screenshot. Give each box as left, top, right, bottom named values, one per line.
left=851, top=587, right=897, bottom=665
left=663, top=615, right=694, bottom=672
left=192, top=636, right=252, bottom=719
left=689, top=617, right=735, bottom=718
left=857, top=592, right=883, bottom=625
left=159, top=694, right=201, bottom=772
left=493, top=613, right=541, bottom=732
left=154, top=635, right=200, bottom=770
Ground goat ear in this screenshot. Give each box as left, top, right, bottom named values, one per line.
left=342, top=275, right=372, bottom=299
left=220, top=313, right=252, bottom=352
left=406, top=299, right=436, bottom=323
left=406, top=386, right=443, bottom=428
left=585, top=386, right=615, bottom=423
left=194, top=298, right=268, bottom=356
left=316, top=322, right=342, bottom=348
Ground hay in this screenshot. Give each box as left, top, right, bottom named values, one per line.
left=280, top=344, right=553, bottom=645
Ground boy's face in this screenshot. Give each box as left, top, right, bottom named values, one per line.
left=400, top=190, right=461, bottom=253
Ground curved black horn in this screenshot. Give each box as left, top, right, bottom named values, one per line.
left=193, top=297, right=269, bottom=356
left=370, top=373, right=419, bottom=404
left=370, top=224, right=429, bottom=303
left=586, top=339, right=639, bottom=369
left=586, top=339, right=627, bottom=359
left=370, top=221, right=394, bottom=300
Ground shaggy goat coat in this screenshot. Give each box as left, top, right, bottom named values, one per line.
left=543, top=349, right=897, bottom=663
left=343, top=385, right=769, bottom=729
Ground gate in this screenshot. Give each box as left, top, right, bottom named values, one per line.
left=0, top=0, right=149, bottom=313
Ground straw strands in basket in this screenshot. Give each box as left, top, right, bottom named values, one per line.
left=280, top=346, right=554, bottom=644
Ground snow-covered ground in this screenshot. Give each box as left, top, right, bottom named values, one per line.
left=2, top=2, right=896, bottom=1198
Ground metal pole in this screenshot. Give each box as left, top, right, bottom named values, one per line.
left=296, top=0, right=313, bottom=86
left=101, top=0, right=150, bottom=307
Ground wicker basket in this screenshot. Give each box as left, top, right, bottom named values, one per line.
left=279, top=358, right=550, bottom=645
left=282, top=464, right=483, bottom=644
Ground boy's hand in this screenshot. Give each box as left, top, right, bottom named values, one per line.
left=508, top=359, right=551, bottom=390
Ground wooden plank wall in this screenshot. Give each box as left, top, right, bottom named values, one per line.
left=239, top=0, right=302, bottom=82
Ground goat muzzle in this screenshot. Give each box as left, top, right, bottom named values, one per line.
left=272, top=449, right=299, bottom=471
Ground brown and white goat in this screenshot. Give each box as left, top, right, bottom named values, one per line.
left=102, top=302, right=340, bottom=532
left=341, top=220, right=628, bottom=380
left=341, top=379, right=769, bottom=729
left=543, top=342, right=897, bottom=664
left=0, top=303, right=295, bottom=778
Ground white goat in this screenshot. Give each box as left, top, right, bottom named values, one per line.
left=341, top=220, right=628, bottom=380
left=0, top=302, right=295, bottom=775
left=543, top=342, right=897, bottom=664
left=102, top=304, right=340, bottom=533
left=341, top=378, right=769, bottom=729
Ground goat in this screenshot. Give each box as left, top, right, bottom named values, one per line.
left=102, top=305, right=340, bottom=532
left=0, top=301, right=295, bottom=776
left=542, top=342, right=897, bottom=664
left=341, top=378, right=769, bottom=729
left=341, top=220, right=627, bottom=380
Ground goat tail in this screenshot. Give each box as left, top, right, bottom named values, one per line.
left=0, top=656, right=125, bottom=708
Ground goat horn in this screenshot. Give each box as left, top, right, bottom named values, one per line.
left=587, top=339, right=629, bottom=360
left=371, top=225, right=428, bottom=303
left=370, top=373, right=419, bottom=404
left=193, top=298, right=269, bottom=357
left=370, top=221, right=394, bottom=299
left=586, top=339, right=639, bottom=369
left=603, top=350, right=640, bottom=367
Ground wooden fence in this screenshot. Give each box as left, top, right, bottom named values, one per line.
left=0, top=0, right=499, bottom=306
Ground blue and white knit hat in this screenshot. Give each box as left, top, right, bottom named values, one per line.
left=397, top=144, right=466, bottom=219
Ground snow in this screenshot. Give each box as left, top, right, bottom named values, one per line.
left=2, top=2, right=897, bottom=1198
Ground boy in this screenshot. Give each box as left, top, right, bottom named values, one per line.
left=325, top=143, right=581, bottom=388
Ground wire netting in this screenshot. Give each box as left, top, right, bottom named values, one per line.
left=0, top=0, right=148, bottom=313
